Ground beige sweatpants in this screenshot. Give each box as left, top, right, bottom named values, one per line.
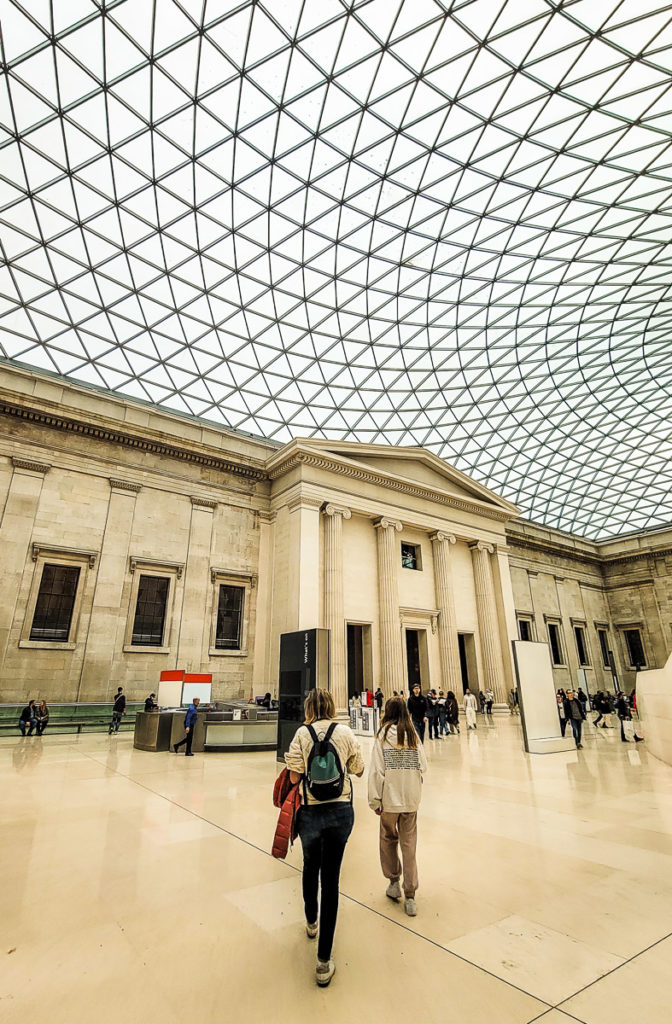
left=379, top=811, right=418, bottom=898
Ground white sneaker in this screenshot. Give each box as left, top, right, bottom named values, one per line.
left=404, top=897, right=417, bottom=917
left=386, top=879, right=401, bottom=901
left=316, top=959, right=335, bottom=986
left=306, top=921, right=318, bottom=939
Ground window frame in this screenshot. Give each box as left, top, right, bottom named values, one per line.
left=123, top=557, right=183, bottom=654
left=572, top=620, right=590, bottom=667
left=20, top=544, right=96, bottom=650
left=621, top=626, right=647, bottom=669
left=401, top=541, right=422, bottom=571
left=208, top=568, right=256, bottom=657
left=516, top=614, right=535, bottom=642
left=545, top=618, right=566, bottom=667
left=595, top=624, right=612, bottom=670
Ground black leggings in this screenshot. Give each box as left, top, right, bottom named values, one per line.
left=298, top=802, right=354, bottom=962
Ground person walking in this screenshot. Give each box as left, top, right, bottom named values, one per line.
left=557, top=692, right=568, bottom=736
left=563, top=689, right=585, bottom=749
left=426, top=689, right=440, bottom=739
left=109, top=687, right=126, bottom=734
left=36, top=700, right=49, bottom=736
left=18, top=700, right=37, bottom=736
left=437, top=691, right=447, bottom=735
left=577, top=687, right=588, bottom=717
left=368, top=696, right=428, bottom=918
left=464, top=688, right=477, bottom=729
left=374, top=687, right=384, bottom=713
left=407, top=683, right=428, bottom=743
left=285, top=688, right=364, bottom=987
left=478, top=690, right=486, bottom=715
left=173, top=696, right=200, bottom=755
left=617, top=691, right=644, bottom=743
left=485, top=688, right=494, bottom=715
left=445, top=691, right=460, bottom=734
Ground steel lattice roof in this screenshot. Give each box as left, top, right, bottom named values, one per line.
left=1, top=0, right=672, bottom=537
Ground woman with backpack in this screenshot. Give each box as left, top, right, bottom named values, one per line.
left=368, top=696, right=427, bottom=917
left=285, top=688, right=364, bottom=988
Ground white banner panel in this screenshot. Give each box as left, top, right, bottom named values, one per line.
left=512, top=640, right=575, bottom=754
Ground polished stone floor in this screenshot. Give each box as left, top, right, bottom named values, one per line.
left=2, top=715, right=671, bottom=1023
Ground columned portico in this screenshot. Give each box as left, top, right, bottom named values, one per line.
left=430, top=531, right=462, bottom=694
left=470, top=540, right=507, bottom=703
left=374, top=516, right=404, bottom=693
left=323, top=503, right=351, bottom=710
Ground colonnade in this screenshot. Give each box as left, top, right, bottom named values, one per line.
left=320, top=503, right=508, bottom=708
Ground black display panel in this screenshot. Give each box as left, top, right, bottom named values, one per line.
left=276, top=628, right=329, bottom=762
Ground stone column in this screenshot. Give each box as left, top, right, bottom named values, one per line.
left=78, top=479, right=141, bottom=701
left=323, top=504, right=351, bottom=711
left=252, top=510, right=275, bottom=696
left=176, top=497, right=217, bottom=670
left=0, top=458, right=50, bottom=672
left=430, top=531, right=461, bottom=693
left=374, top=517, right=404, bottom=693
left=470, top=540, right=507, bottom=703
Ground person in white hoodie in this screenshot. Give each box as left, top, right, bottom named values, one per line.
left=368, top=696, right=428, bottom=917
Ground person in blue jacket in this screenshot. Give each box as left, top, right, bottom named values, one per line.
left=173, top=697, right=200, bottom=756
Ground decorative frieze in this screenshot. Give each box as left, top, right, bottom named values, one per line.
left=109, top=478, right=142, bottom=493
left=191, top=496, right=218, bottom=510
left=32, top=543, right=97, bottom=568
left=130, top=556, right=184, bottom=579
left=12, top=457, right=51, bottom=474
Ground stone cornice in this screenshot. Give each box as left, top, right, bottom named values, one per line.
left=0, top=398, right=265, bottom=480
left=109, top=478, right=142, bottom=493
left=12, top=456, right=51, bottom=474
left=506, top=532, right=602, bottom=566
left=268, top=449, right=515, bottom=523
left=32, top=542, right=97, bottom=567
left=210, top=567, right=258, bottom=588
left=191, top=496, right=218, bottom=510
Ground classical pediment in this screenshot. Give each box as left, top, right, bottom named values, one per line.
left=266, top=438, right=519, bottom=520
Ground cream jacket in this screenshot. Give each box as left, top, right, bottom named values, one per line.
left=368, top=725, right=427, bottom=814
left=285, top=719, right=364, bottom=805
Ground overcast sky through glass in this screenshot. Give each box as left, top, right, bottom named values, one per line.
left=1, top=0, right=672, bottom=537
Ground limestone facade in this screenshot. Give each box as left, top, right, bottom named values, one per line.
left=0, top=363, right=669, bottom=706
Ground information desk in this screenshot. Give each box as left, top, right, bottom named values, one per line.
left=133, top=707, right=277, bottom=753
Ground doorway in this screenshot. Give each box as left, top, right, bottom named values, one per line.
left=458, top=632, right=478, bottom=696
left=405, top=628, right=429, bottom=691
left=346, top=623, right=372, bottom=700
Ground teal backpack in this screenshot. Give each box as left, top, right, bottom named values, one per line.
left=303, top=723, right=345, bottom=801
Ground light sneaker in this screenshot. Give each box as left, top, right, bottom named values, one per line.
left=404, top=897, right=417, bottom=917
left=386, top=879, right=401, bottom=901
left=316, top=959, right=335, bottom=986
left=306, top=921, right=318, bottom=939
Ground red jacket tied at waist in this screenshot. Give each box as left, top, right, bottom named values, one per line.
left=272, top=768, right=301, bottom=860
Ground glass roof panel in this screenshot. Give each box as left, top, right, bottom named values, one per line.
left=2, top=0, right=672, bottom=537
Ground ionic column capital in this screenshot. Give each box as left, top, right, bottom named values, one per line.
left=323, top=504, right=351, bottom=520
left=373, top=517, right=403, bottom=533
left=430, top=531, right=456, bottom=545
left=469, top=540, right=494, bottom=554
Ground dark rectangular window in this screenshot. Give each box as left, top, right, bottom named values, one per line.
left=547, top=623, right=564, bottom=665
left=132, top=575, right=169, bottom=646
left=624, top=628, right=646, bottom=668
left=401, top=543, right=421, bottom=570
left=574, top=626, right=589, bottom=666
left=216, top=585, right=244, bottom=649
left=30, top=564, right=80, bottom=641
left=597, top=628, right=610, bottom=668
left=518, top=618, right=532, bottom=642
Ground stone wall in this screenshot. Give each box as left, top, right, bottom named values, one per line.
left=506, top=519, right=672, bottom=694
left=0, top=365, right=274, bottom=704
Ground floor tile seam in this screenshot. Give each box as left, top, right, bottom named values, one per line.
left=81, top=751, right=552, bottom=1010
left=554, top=928, right=672, bottom=1009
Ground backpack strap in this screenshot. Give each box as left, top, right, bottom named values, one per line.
left=323, top=721, right=338, bottom=744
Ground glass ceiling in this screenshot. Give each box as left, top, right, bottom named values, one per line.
left=1, top=1, right=672, bottom=538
